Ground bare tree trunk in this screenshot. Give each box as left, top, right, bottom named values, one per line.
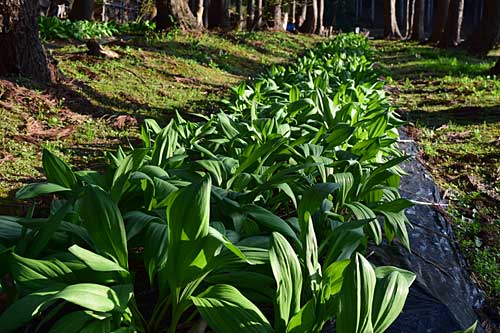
left=409, top=0, right=425, bottom=41
left=196, top=0, right=204, bottom=27
left=299, top=0, right=317, bottom=33
left=491, top=58, right=500, bottom=74
left=272, top=0, right=283, bottom=30
left=406, top=0, right=415, bottom=37
left=429, top=0, right=449, bottom=43
left=468, top=0, right=500, bottom=55
left=254, top=0, right=263, bottom=29
left=69, top=0, right=95, bottom=20
left=316, top=0, right=324, bottom=34
left=438, top=0, right=464, bottom=47
left=295, top=0, right=307, bottom=29
left=247, top=0, right=254, bottom=29
left=236, top=0, right=243, bottom=30
left=203, top=0, right=209, bottom=26
left=208, top=0, right=230, bottom=28
left=156, top=0, right=201, bottom=30
left=384, top=0, right=402, bottom=39
left=404, top=0, right=411, bottom=37
left=0, top=0, right=57, bottom=83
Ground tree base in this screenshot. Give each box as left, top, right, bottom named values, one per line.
left=491, top=59, right=500, bottom=75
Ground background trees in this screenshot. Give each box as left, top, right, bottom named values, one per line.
left=0, top=0, right=56, bottom=83
left=1, top=0, right=499, bottom=82
left=383, top=0, right=402, bottom=39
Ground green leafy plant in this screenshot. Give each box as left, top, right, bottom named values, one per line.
left=0, top=34, right=427, bottom=333
left=38, top=17, right=155, bottom=41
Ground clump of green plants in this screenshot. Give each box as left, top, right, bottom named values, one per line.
left=38, top=17, right=156, bottom=41
left=0, top=34, right=477, bottom=333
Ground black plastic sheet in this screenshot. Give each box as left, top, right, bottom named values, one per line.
left=374, top=129, right=485, bottom=332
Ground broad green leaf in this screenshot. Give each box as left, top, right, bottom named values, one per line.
left=322, top=259, right=350, bottom=300
left=42, top=149, right=78, bottom=190
left=298, top=183, right=340, bottom=230
left=53, top=283, right=132, bottom=313
left=192, top=284, right=272, bottom=333
left=151, top=121, right=178, bottom=167
left=77, top=186, right=128, bottom=269
left=0, top=216, right=23, bottom=241
left=372, top=267, right=415, bottom=333
left=346, top=202, right=381, bottom=245
left=302, top=213, right=321, bottom=294
left=270, top=232, right=302, bottom=333
left=9, top=252, right=73, bottom=290
left=111, top=149, right=149, bottom=201
left=287, top=299, right=316, bottom=333
left=144, top=222, right=168, bottom=284
left=378, top=211, right=410, bottom=250
left=325, top=124, right=356, bottom=147
left=49, top=311, right=99, bottom=333
left=68, top=245, right=127, bottom=273
left=166, top=177, right=211, bottom=289
left=245, top=204, right=300, bottom=245
left=24, top=201, right=72, bottom=258
left=375, top=198, right=413, bottom=213
left=123, top=211, right=163, bottom=241
left=0, top=285, right=63, bottom=333
left=15, top=183, right=71, bottom=200
left=337, top=253, right=376, bottom=333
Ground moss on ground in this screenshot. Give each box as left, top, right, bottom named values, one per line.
left=373, top=40, right=500, bottom=314
left=0, top=31, right=323, bottom=211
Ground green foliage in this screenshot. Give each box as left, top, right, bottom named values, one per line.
left=38, top=17, right=156, bottom=41
left=0, top=34, right=417, bottom=333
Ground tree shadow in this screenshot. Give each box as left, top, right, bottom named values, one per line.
left=126, top=38, right=268, bottom=78
left=374, top=40, right=498, bottom=81
left=402, top=105, right=500, bottom=128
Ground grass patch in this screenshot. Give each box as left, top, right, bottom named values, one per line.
left=373, top=40, right=500, bottom=311
left=0, top=31, right=323, bottom=210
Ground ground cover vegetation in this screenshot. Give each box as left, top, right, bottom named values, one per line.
left=0, top=0, right=498, bottom=330
left=0, top=30, right=321, bottom=206
left=373, top=40, right=500, bottom=320
left=0, top=33, right=432, bottom=333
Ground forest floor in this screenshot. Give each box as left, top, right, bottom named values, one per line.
left=373, top=40, right=500, bottom=320
left=0, top=31, right=322, bottom=212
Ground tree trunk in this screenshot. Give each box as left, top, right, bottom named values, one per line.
left=195, top=0, right=204, bottom=27
left=491, top=58, right=500, bottom=74
left=0, top=0, right=57, bottom=83
left=272, top=0, right=283, bottom=30
left=69, top=0, right=94, bottom=20
left=255, top=0, right=263, bottom=29
left=429, top=0, right=449, bottom=43
left=404, top=0, right=411, bottom=37
left=247, top=0, right=254, bottom=29
left=384, top=0, right=402, bottom=39
left=295, top=0, right=307, bottom=29
left=409, top=0, right=425, bottom=41
left=316, top=0, right=324, bottom=34
left=299, top=0, right=317, bottom=33
left=236, top=0, right=243, bottom=30
left=156, top=0, right=201, bottom=30
left=467, top=0, right=500, bottom=55
left=438, top=0, right=464, bottom=47
left=206, top=0, right=230, bottom=29
left=203, top=0, right=209, bottom=26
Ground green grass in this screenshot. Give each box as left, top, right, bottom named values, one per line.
left=373, top=40, right=500, bottom=305
left=0, top=31, right=323, bottom=211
